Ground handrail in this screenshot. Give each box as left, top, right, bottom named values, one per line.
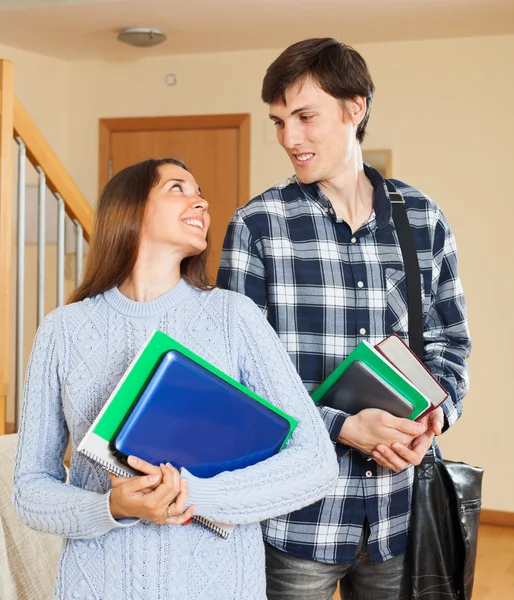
left=13, top=97, right=93, bottom=241
left=0, top=58, right=94, bottom=434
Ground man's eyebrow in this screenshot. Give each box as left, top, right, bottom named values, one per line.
left=269, top=105, right=319, bottom=120
left=164, top=178, right=202, bottom=197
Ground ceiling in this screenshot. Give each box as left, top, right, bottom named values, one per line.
left=0, top=0, right=513, bottom=61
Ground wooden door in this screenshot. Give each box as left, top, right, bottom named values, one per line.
left=99, top=115, right=250, bottom=282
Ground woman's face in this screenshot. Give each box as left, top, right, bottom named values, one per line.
left=142, top=163, right=210, bottom=259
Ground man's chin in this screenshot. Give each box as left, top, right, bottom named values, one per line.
left=294, top=168, right=317, bottom=185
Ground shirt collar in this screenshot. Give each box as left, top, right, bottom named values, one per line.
left=293, top=163, right=393, bottom=230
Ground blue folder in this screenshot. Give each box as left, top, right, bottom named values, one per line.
left=111, top=350, right=295, bottom=478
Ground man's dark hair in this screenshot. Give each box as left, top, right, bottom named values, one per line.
left=262, top=38, right=375, bottom=143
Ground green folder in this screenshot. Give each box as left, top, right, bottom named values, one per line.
left=78, top=329, right=298, bottom=477
left=311, top=340, right=430, bottom=420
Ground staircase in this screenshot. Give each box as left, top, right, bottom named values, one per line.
left=0, top=59, right=94, bottom=434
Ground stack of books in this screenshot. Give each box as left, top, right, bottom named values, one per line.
left=78, top=329, right=297, bottom=538
left=311, top=334, right=447, bottom=420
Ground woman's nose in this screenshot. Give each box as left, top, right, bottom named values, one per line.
left=193, top=196, right=208, bottom=211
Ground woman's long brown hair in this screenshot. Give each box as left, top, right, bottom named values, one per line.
left=68, top=158, right=210, bottom=304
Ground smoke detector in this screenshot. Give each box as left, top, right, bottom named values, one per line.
left=117, top=27, right=166, bottom=48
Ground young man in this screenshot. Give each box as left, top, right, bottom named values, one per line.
left=217, top=38, right=471, bottom=600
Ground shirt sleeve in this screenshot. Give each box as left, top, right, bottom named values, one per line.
left=182, top=294, right=339, bottom=524
left=424, top=209, right=471, bottom=431
left=218, top=210, right=349, bottom=443
left=13, top=311, right=137, bottom=539
left=217, top=211, right=269, bottom=313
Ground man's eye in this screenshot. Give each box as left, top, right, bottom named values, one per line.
left=273, top=121, right=284, bottom=128
left=300, top=115, right=313, bottom=121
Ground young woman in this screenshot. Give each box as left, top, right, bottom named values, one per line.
left=13, top=158, right=338, bottom=600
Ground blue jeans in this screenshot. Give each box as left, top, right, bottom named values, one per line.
left=265, top=529, right=409, bottom=600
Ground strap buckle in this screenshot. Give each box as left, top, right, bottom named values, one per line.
left=389, top=192, right=405, bottom=204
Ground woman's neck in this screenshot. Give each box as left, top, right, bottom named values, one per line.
left=118, top=246, right=183, bottom=302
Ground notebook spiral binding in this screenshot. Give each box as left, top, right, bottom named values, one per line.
left=78, top=448, right=132, bottom=478
left=80, top=447, right=232, bottom=539
left=192, top=516, right=232, bottom=539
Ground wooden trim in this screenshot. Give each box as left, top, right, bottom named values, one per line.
left=13, top=97, right=94, bottom=241
left=237, top=114, right=251, bottom=207
left=0, top=59, right=14, bottom=436
left=98, top=119, right=110, bottom=197
left=100, top=114, right=250, bottom=133
left=0, top=398, right=6, bottom=435
left=480, top=509, right=514, bottom=527
left=98, top=114, right=251, bottom=201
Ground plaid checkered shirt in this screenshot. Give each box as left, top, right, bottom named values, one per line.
left=217, top=164, right=471, bottom=565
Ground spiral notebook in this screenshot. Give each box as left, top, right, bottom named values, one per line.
left=78, top=330, right=297, bottom=539
left=111, top=349, right=294, bottom=478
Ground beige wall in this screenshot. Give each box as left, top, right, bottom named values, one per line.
left=360, top=36, right=514, bottom=513
left=0, top=43, right=69, bottom=181
left=2, top=35, right=513, bottom=511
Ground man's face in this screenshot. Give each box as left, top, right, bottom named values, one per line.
left=269, top=78, right=360, bottom=186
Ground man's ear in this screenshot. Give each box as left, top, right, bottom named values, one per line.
left=351, top=96, right=367, bottom=126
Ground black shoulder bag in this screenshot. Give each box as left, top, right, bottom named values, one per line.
left=388, top=179, right=484, bottom=600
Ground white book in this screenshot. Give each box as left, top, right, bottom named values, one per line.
left=376, top=334, right=448, bottom=407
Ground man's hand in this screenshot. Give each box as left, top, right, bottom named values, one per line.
left=372, top=429, right=434, bottom=471
left=425, top=406, right=445, bottom=436
left=338, top=408, right=427, bottom=455
left=371, top=407, right=444, bottom=472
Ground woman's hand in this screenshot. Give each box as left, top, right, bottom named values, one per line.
left=108, top=456, right=195, bottom=525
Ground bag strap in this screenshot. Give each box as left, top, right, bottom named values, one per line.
left=385, top=179, right=424, bottom=361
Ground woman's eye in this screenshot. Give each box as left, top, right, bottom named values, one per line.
left=170, top=184, right=182, bottom=192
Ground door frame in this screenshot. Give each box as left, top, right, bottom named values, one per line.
left=98, top=113, right=251, bottom=204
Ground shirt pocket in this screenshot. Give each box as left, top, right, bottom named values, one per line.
left=385, top=268, right=410, bottom=334
left=384, top=267, right=426, bottom=336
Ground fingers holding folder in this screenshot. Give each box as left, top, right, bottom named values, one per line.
left=109, top=455, right=195, bottom=525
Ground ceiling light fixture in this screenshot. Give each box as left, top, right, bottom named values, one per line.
left=117, top=27, right=166, bottom=48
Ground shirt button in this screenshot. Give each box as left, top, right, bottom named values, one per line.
left=360, top=328, right=367, bottom=335
left=357, top=281, right=364, bottom=288
left=366, top=470, right=373, bottom=478
left=351, top=237, right=357, bottom=243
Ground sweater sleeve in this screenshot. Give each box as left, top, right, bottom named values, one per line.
left=183, top=294, right=339, bottom=524
left=13, top=311, right=135, bottom=539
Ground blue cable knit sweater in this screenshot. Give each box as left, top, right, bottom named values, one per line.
left=13, top=280, right=338, bottom=600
